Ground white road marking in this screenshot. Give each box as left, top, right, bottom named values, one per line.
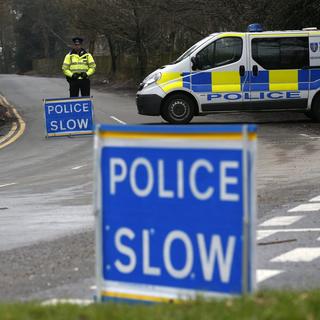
left=72, top=165, right=86, bottom=170
left=309, top=195, right=320, bottom=202
left=288, top=203, right=320, bottom=212
left=257, top=230, right=278, bottom=241
left=257, top=228, right=320, bottom=241
left=110, top=116, right=127, bottom=125
left=271, top=248, right=320, bottom=263
left=259, top=216, right=303, bottom=227
left=256, top=269, right=284, bottom=283
left=0, top=183, right=16, bottom=188
left=260, top=228, right=320, bottom=233
left=90, top=285, right=97, bottom=290
left=299, top=133, right=320, bottom=139
left=257, top=230, right=279, bottom=240
left=42, top=299, right=92, bottom=306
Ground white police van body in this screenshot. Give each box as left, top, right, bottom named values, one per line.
left=136, top=24, right=320, bottom=123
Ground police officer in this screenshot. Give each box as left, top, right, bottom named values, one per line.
left=62, top=37, right=96, bottom=97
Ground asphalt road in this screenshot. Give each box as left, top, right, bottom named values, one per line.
left=0, top=74, right=320, bottom=301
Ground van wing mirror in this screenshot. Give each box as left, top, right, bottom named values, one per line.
left=191, top=56, right=199, bottom=70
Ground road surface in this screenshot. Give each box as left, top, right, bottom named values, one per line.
left=0, top=75, right=320, bottom=301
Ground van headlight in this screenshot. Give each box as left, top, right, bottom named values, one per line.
left=143, top=72, right=162, bottom=88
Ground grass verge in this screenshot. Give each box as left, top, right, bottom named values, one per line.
left=1, top=290, right=320, bottom=320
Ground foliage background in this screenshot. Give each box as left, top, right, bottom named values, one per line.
left=0, top=0, right=319, bottom=82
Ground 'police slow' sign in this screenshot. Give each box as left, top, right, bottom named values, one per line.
left=44, top=97, right=94, bottom=137
left=95, top=125, right=256, bottom=303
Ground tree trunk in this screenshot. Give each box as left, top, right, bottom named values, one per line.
left=0, top=30, right=8, bottom=73
left=133, top=5, right=147, bottom=80
left=41, top=26, right=50, bottom=58
left=89, top=39, right=95, bottom=54
left=107, top=36, right=117, bottom=74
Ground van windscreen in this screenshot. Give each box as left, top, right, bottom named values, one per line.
left=173, top=34, right=217, bottom=64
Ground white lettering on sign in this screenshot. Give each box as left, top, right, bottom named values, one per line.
left=113, top=227, right=236, bottom=283
left=48, top=105, right=54, bottom=114
left=83, top=103, right=89, bottom=112
left=50, top=121, right=58, bottom=131
left=50, top=119, right=89, bottom=131
left=114, top=228, right=136, bottom=274
left=220, top=161, right=240, bottom=202
left=47, top=103, right=90, bottom=114
left=110, top=158, right=127, bottom=195
left=197, top=234, right=236, bottom=283
left=163, top=230, right=194, bottom=279
left=108, top=157, right=240, bottom=202
left=189, top=159, right=214, bottom=201
left=130, top=158, right=154, bottom=197
left=177, top=160, right=184, bottom=199
left=143, top=230, right=161, bottom=276
left=158, top=159, right=174, bottom=199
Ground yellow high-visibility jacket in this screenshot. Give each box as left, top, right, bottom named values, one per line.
left=62, top=49, right=96, bottom=79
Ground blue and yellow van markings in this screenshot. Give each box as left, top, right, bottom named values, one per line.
left=157, top=69, right=320, bottom=95
left=212, top=71, right=241, bottom=92
left=190, top=72, right=212, bottom=93
left=269, top=70, right=298, bottom=91
left=157, top=72, right=183, bottom=93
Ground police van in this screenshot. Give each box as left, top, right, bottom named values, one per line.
left=136, top=24, right=320, bottom=123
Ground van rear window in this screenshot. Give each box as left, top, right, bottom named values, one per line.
left=252, top=37, right=309, bottom=70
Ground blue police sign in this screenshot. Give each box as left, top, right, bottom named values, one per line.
left=43, top=97, right=94, bottom=137
left=95, top=125, right=256, bottom=302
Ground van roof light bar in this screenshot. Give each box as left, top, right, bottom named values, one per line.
left=302, top=27, right=318, bottom=31
left=248, top=23, right=263, bottom=32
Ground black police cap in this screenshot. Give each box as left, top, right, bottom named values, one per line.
left=72, top=37, right=83, bottom=44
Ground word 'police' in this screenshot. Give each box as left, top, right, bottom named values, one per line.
left=47, top=102, right=90, bottom=114
left=109, top=157, right=240, bottom=201
left=207, top=91, right=301, bottom=101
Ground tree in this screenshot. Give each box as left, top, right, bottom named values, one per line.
left=13, top=0, right=70, bottom=71
left=0, top=0, right=16, bottom=73
left=2, top=0, right=320, bottom=79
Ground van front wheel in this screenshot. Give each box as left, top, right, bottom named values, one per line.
left=161, top=94, right=194, bottom=124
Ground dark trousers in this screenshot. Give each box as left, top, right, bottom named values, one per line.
left=69, top=79, right=90, bottom=97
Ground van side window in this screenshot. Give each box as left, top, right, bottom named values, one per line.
left=196, top=37, right=243, bottom=70
left=252, top=37, right=309, bottom=70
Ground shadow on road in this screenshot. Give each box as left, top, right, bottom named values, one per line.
left=141, top=112, right=314, bottom=126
